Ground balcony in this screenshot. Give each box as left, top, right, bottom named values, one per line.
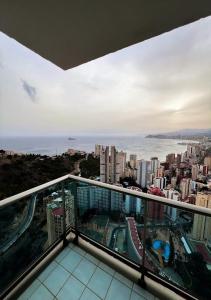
left=0, top=175, right=211, bottom=300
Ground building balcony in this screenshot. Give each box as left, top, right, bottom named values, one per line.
left=0, top=175, right=211, bottom=300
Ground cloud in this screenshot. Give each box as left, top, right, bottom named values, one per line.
left=21, top=80, right=37, bottom=102
left=0, top=16, right=211, bottom=136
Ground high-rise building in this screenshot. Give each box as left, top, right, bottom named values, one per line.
left=100, top=146, right=121, bottom=183
left=200, top=164, right=208, bottom=176
left=192, top=192, right=211, bottom=241
left=125, top=186, right=142, bottom=214
left=204, top=156, right=211, bottom=170
left=166, top=153, right=175, bottom=165
left=176, top=154, right=182, bottom=164
left=187, top=144, right=201, bottom=158
left=147, top=187, right=165, bottom=220
left=163, top=189, right=180, bottom=221
left=180, top=178, right=191, bottom=200
left=111, top=189, right=124, bottom=211
left=129, top=154, right=137, bottom=169
left=137, top=160, right=152, bottom=188
left=118, top=151, right=127, bottom=178
left=110, top=146, right=120, bottom=183
left=100, top=146, right=109, bottom=183
left=156, top=166, right=165, bottom=177
left=171, top=177, right=177, bottom=188
left=46, top=191, right=74, bottom=246
left=191, top=164, right=199, bottom=180
left=77, top=185, right=111, bottom=212
left=151, top=157, right=160, bottom=176
left=95, top=144, right=102, bottom=156
left=153, top=177, right=167, bottom=190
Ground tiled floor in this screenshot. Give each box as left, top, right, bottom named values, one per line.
left=18, top=243, right=156, bottom=300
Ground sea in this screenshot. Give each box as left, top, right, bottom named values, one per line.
left=0, top=136, right=191, bottom=162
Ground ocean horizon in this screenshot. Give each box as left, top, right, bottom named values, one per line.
left=0, top=135, right=192, bottom=162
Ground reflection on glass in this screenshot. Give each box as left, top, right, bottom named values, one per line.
left=74, top=181, right=143, bottom=264
left=0, top=179, right=74, bottom=295
left=144, top=199, right=211, bottom=299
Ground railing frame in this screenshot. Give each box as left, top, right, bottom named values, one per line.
left=0, top=174, right=210, bottom=300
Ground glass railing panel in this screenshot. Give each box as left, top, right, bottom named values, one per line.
left=143, top=199, right=211, bottom=300
left=68, top=179, right=143, bottom=266
left=0, top=179, right=74, bottom=296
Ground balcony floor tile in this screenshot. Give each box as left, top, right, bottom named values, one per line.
left=43, top=264, right=70, bottom=296
left=38, top=261, right=58, bottom=282
left=60, top=249, right=83, bottom=273
left=29, top=284, right=54, bottom=300
left=80, top=288, right=101, bottom=300
left=105, top=278, right=131, bottom=300
left=87, top=267, right=112, bottom=299
left=19, top=242, right=157, bottom=300
left=18, top=279, right=41, bottom=300
left=72, top=257, right=96, bottom=285
left=56, top=275, right=85, bottom=300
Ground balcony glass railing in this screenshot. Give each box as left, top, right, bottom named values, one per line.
left=0, top=175, right=72, bottom=297
left=0, top=174, right=211, bottom=300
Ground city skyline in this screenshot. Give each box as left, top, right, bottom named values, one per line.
left=0, top=17, right=211, bottom=136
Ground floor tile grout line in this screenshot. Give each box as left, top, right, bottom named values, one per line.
left=103, top=274, right=115, bottom=300
left=129, top=283, right=133, bottom=300
left=68, top=259, right=98, bottom=291
left=29, top=282, right=56, bottom=300
left=77, top=254, right=116, bottom=300
left=40, top=250, right=76, bottom=298
left=24, top=245, right=152, bottom=300
left=53, top=249, right=97, bottom=297
left=55, top=247, right=72, bottom=263
left=23, top=263, right=59, bottom=299
left=84, top=253, right=100, bottom=266
left=114, top=271, right=134, bottom=289
left=53, top=253, right=85, bottom=297
left=97, top=262, right=115, bottom=277
left=37, top=260, right=59, bottom=283
left=78, top=278, right=103, bottom=300
left=77, top=263, right=99, bottom=299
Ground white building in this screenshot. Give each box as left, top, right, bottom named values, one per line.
left=95, top=144, right=102, bottom=156
left=180, top=178, right=191, bottom=200
left=137, top=160, right=152, bottom=188
left=100, top=146, right=110, bottom=183
left=110, top=146, right=120, bottom=183
left=163, top=189, right=180, bottom=221
left=153, top=176, right=167, bottom=189
left=129, top=154, right=137, bottom=169
left=118, top=151, right=127, bottom=178
left=191, top=164, right=199, bottom=180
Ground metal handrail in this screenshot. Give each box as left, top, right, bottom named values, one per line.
left=0, top=174, right=69, bottom=208
left=1, top=174, right=211, bottom=217
left=69, top=175, right=211, bottom=216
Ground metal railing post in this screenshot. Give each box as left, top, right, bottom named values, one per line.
left=139, top=198, right=147, bottom=288
left=62, top=181, right=68, bottom=247
left=72, top=180, right=79, bottom=244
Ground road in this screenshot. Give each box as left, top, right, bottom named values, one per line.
left=0, top=195, right=37, bottom=254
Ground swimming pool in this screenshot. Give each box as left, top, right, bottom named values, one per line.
left=152, top=240, right=170, bottom=262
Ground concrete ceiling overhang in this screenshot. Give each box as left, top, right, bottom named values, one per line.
left=0, top=1, right=211, bottom=70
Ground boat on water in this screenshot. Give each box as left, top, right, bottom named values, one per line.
left=68, top=137, right=76, bottom=140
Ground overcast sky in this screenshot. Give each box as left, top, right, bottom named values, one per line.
left=0, top=16, right=211, bottom=137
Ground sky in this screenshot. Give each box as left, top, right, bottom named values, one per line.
left=0, top=16, right=211, bottom=137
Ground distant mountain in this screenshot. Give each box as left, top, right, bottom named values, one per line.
left=145, top=128, right=211, bottom=139
left=163, top=128, right=211, bottom=136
